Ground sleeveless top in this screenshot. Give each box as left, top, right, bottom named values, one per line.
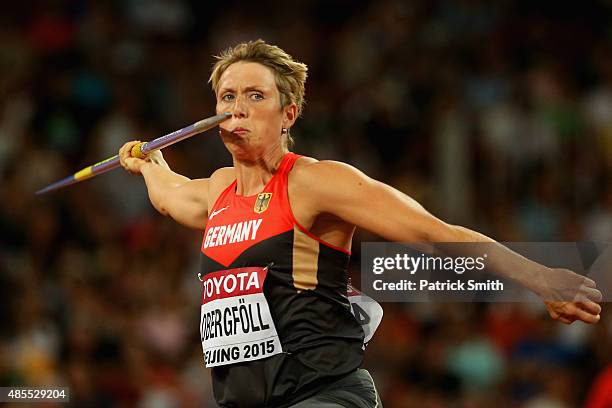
left=200, top=152, right=365, bottom=407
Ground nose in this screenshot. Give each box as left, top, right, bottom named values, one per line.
left=230, top=95, right=248, bottom=118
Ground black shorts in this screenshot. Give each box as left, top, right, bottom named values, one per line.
left=288, top=369, right=382, bottom=408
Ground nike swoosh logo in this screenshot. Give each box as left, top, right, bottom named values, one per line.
left=209, top=206, right=229, bottom=220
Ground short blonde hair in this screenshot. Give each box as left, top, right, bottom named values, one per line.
left=209, top=39, right=308, bottom=117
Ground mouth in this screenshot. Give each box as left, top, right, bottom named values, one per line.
left=231, top=127, right=249, bottom=136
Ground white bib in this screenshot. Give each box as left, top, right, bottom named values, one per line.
left=348, top=284, right=384, bottom=346
left=200, top=267, right=282, bottom=367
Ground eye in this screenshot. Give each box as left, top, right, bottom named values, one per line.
left=250, top=93, right=264, bottom=101
left=221, top=94, right=235, bottom=102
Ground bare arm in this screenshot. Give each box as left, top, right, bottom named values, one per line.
left=299, top=160, right=602, bottom=324
left=119, top=141, right=210, bottom=230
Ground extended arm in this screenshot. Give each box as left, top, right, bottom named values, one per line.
left=300, top=160, right=602, bottom=324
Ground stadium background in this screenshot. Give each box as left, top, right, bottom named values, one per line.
left=1, top=0, right=611, bottom=406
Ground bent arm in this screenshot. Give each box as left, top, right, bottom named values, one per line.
left=140, top=162, right=209, bottom=230
left=119, top=141, right=209, bottom=230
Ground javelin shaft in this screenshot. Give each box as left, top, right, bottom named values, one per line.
left=36, top=112, right=231, bottom=195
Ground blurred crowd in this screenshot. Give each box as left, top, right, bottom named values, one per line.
left=1, top=0, right=611, bottom=407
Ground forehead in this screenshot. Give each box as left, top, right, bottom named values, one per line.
left=217, top=61, right=277, bottom=91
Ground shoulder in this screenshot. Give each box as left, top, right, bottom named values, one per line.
left=290, top=157, right=367, bottom=188
left=210, top=166, right=235, bottom=184
left=289, top=157, right=372, bottom=212
left=208, top=166, right=235, bottom=199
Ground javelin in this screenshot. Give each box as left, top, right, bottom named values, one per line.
left=36, top=112, right=231, bottom=195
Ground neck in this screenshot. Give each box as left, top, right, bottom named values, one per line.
left=233, top=143, right=288, bottom=196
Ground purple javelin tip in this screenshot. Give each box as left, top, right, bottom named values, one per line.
left=36, top=175, right=79, bottom=195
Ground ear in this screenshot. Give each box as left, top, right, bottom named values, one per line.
left=282, top=103, right=298, bottom=129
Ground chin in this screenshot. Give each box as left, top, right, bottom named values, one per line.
left=224, top=142, right=258, bottom=163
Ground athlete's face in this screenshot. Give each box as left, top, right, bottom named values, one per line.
left=216, top=62, right=296, bottom=161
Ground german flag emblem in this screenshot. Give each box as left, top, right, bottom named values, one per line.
left=254, top=192, right=273, bottom=214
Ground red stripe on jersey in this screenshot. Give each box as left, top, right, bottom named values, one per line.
left=291, top=217, right=351, bottom=255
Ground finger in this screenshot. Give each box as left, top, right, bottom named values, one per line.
left=577, top=300, right=602, bottom=316
left=119, top=143, right=130, bottom=163
left=120, top=147, right=131, bottom=168
left=583, top=278, right=597, bottom=288
left=574, top=287, right=603, bottom=303
left=556, top=315, right=574, bottom=324
left=125, top=157, right=141, bottom=171
left=120, top=141, right=139, bottom=159
left=547, top=307, right=560, bottom=320
left=120, top=141, right=140, bottom=167
left=583, top=287, right=603, bottom=303
left=563, top=303, right=600, bottom=324
left=578, top=312, right=600, bottom=324
left=119, top=141, right=134, bottom=155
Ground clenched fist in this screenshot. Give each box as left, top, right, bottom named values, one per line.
left=119, top=141, right=167, bottom=175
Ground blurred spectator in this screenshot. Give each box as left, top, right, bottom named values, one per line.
left=1, top=1, right=610, bottom=406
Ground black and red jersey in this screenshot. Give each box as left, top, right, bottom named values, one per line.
left=200, top=152, right=364, bottom=407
